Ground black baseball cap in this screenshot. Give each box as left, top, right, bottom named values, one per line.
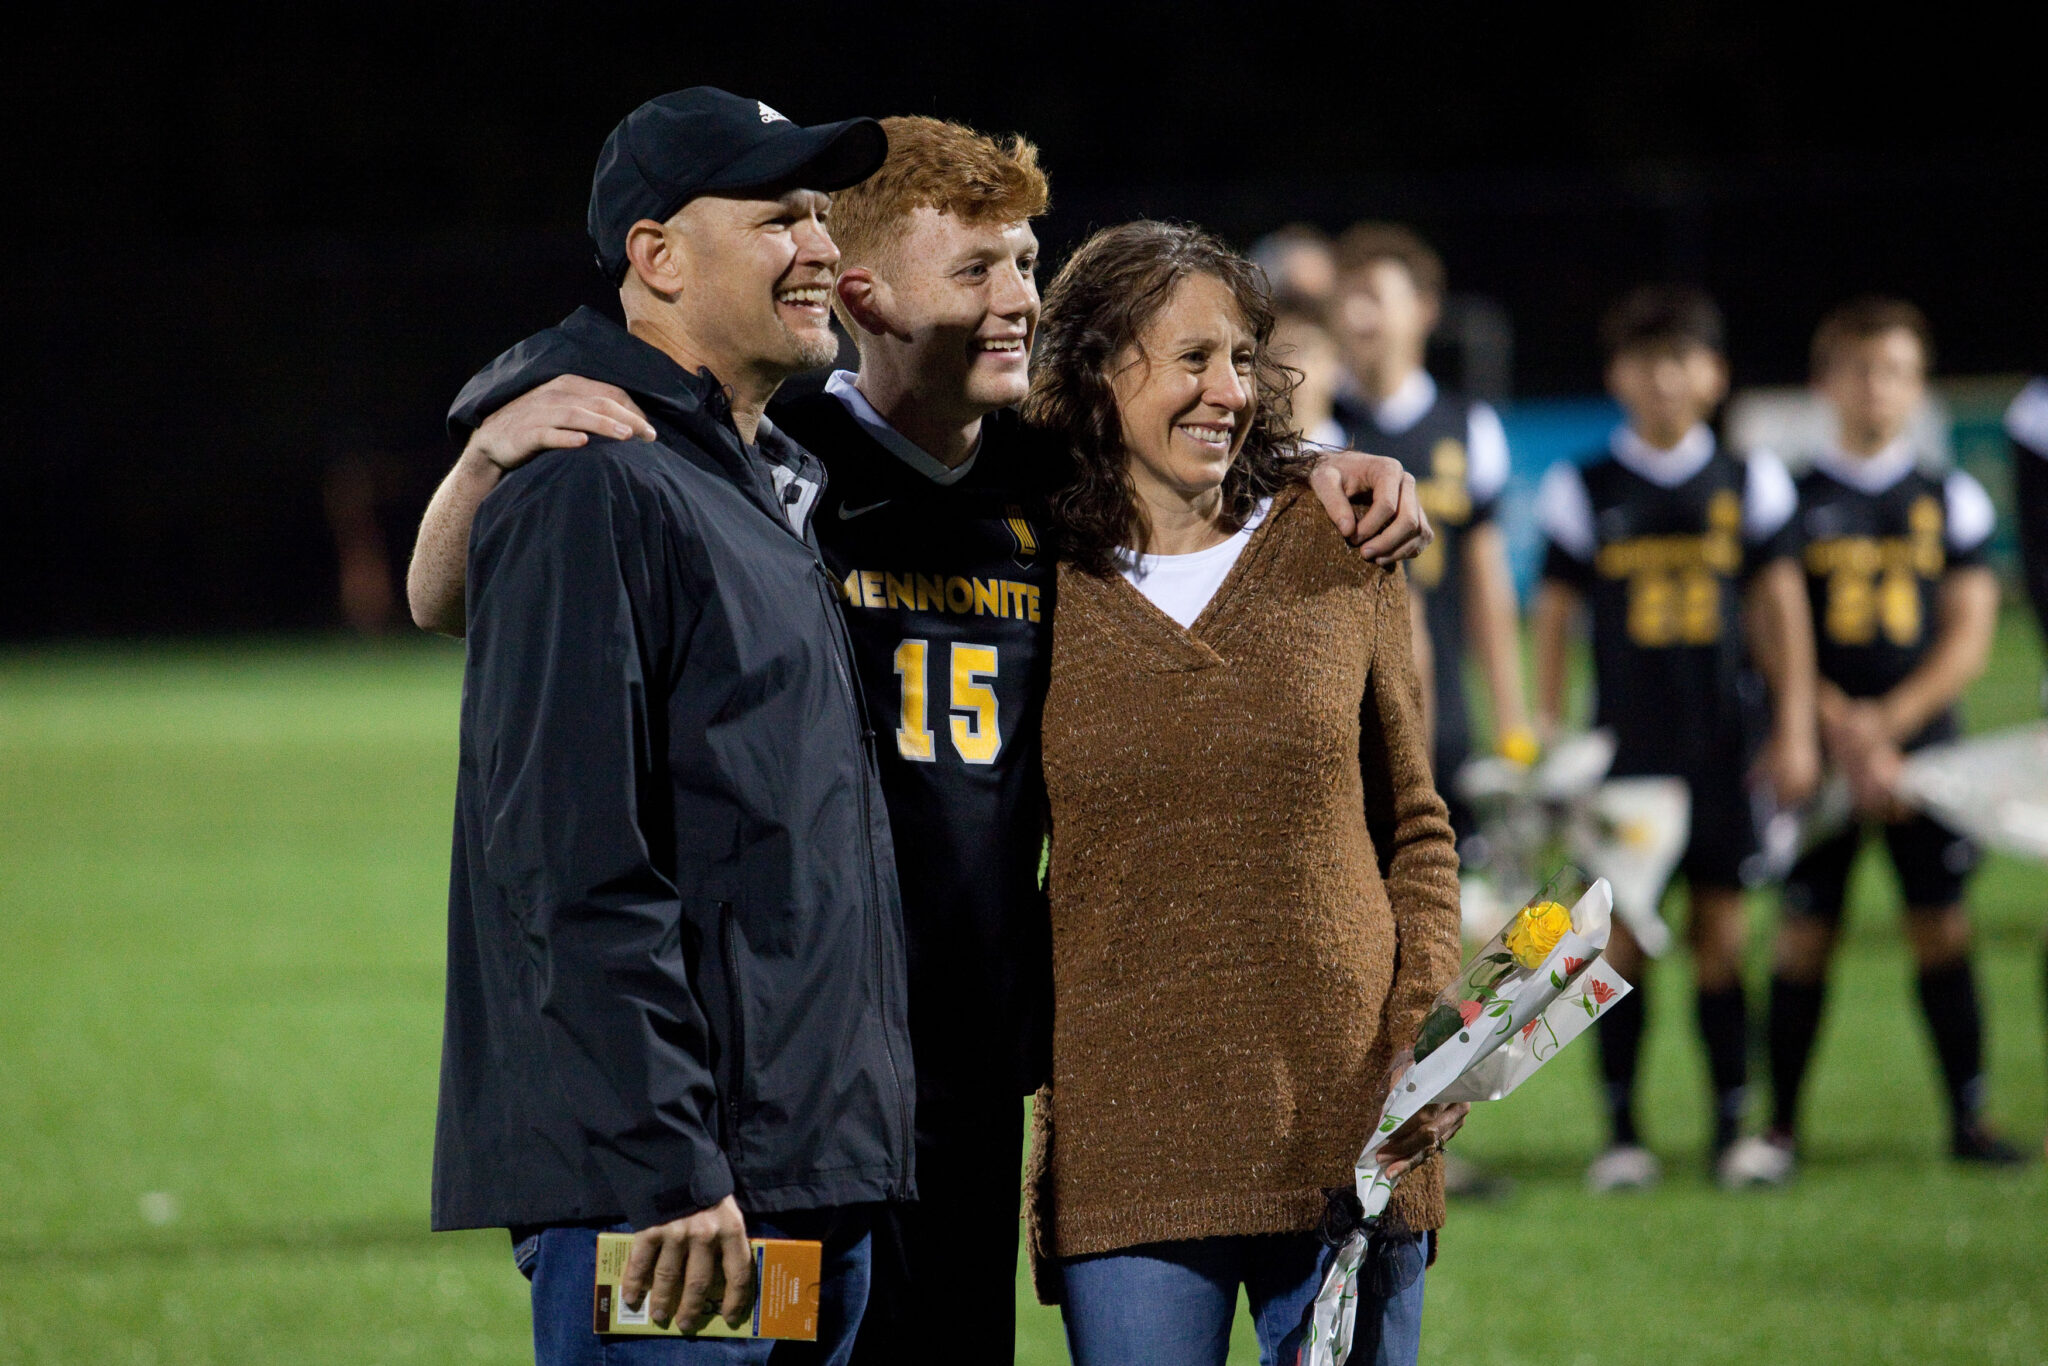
left=588, top=87, right=887, bottom=284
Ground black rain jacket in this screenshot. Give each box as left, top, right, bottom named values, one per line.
left=430, top=307, right=914, bottom=1233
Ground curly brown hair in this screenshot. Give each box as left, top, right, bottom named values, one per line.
left=1024, top=220, right=1315, bottom=577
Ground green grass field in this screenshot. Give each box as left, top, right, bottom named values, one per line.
left=3, top=617, right=2045, bottom=1365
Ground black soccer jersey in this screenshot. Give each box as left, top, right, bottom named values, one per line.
left=1335, top=374, right=1507, bottom=769
left=1793, top=450, right=1994, bottom=748
left=770, top=386, right=1058, bottom=1099
left=1538, top=428, right=1797, bottom=779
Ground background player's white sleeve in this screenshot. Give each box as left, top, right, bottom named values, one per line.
left=1742, top=449, right=1798, bottom=545
left=2004, top=376, right=2048, bottom=458
left=1465, top=402, right=1512, bottom=504
left=1535, top=460, right=1595, bottom=562
left=1942, top=469, right=1996, bottom=555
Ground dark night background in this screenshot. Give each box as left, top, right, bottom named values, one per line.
left=5, top=3, right=2040, bottom=637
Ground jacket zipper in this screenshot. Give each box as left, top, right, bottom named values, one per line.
left=720, top=393, right=913, bottom=1196
left=701, top=398, right=908, bottom=1192
left=717, top=901, right=744, bottom=1157
left=814, top=561, right=914, bottom=1197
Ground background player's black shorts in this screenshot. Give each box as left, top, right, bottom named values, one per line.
left=1675, top=761, right=1761, bottom=891
left=1785, top=812, right=1980, bottom=924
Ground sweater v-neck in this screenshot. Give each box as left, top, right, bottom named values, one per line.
left=1087, top=484, right=1303, bottom=669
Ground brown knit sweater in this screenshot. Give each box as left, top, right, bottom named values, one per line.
left=1026, top=484, right=1462, bottom=1301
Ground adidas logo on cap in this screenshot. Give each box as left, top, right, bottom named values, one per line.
left=758, top=101, right=788, bottom=125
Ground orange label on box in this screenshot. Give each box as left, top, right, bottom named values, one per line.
left=592, top=1233, right=821, bottom=1340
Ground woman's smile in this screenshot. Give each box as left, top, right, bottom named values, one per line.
left=1174, top=420, right=1236, bottom=451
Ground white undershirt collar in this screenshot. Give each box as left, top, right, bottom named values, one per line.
left=1813, top=437, right=1916, bottom=496
left=1116, top=498, right=1274, bottom=630
left=825, top=370, right=979, bottom=485
left=1610, top=423, right=1716, bottom=488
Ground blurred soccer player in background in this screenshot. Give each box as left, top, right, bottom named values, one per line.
left=1765, top=299, right=2021, bottom=1170
left=1331, top=223, right=1533, bottom=853
left=1534, top=285, right=1819, bottom=1191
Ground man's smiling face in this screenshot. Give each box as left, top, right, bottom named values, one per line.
left=856, top=207, right=1040, bottom=413
left=670, top=187, right=844, bottom=379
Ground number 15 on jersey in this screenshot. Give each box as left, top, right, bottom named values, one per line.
left=893, top=639, right=1000, bottom=764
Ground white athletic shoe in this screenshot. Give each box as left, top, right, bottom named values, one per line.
left=1587, top=1144, right=1662, bottom=1192
left=1717, top=1135, right=1796, bottom=1189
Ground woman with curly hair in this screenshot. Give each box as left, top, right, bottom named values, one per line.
left=1022, top=220, right=1465, bottom=1366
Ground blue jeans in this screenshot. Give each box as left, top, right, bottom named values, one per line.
left=516, top=1208, right=873, bottom=1366
left=1059, top=1231, right=1427, bottom=1366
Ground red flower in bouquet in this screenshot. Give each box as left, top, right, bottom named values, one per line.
left=1589, top=979, right=1617, bottom=1006
left=1457, top=999, right=1484, bottom=1026
left=1564, top=956, right=1586, bottom=976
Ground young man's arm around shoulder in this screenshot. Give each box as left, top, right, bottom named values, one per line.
left=466, top=453, right=753, bottom=1333
left=410, top=377, right=656, bottom=636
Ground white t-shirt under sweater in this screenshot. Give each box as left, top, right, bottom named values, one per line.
left=1116, top=498, right=1273, bottom=628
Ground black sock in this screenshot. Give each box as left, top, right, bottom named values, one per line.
left=1915, top=958, right=1985, bottom=1136
left=1696, top=983, right=1749, bottom=1153
left=1596, top=983, right=1647, bottom=1147
left=1767, top=975, right=1826, bottom=1139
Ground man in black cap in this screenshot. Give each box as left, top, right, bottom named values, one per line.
left=428, top=88, right=911, bottom=1364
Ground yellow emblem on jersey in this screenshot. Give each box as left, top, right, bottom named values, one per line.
left=1004, top=504, right=1039, bottom=565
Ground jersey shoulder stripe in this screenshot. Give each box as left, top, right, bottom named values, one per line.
left=2005, top=377, right=2048, bottom=457
left=1943, top=469, right=1996, bottom=554
left=1740, top=448, right=1798, bottom=545
left=1535, top=457, right=1597, bottom=562
left=1465, top=401, right=1511, bottom=504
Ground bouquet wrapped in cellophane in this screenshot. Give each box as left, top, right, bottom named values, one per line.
left=1895, top=720, right=2048, bottom=861
left=1294, top=872, right=1632, bottom=1366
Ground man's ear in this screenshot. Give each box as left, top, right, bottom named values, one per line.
left=1418, top=293, right=1442, bottom=338
left=836, top=268, right=894, bottom=338
left=624, top=218, right=685, bottom=299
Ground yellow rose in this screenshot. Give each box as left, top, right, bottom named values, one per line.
left=1504, top=899, right=1571, bottom=969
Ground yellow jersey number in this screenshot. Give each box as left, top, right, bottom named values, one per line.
left=1625, top=568, right=1722, bottom=647
left=1823, top=566, right=1921, bottom=647
left=892, top=640, right=1001, bottom=765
